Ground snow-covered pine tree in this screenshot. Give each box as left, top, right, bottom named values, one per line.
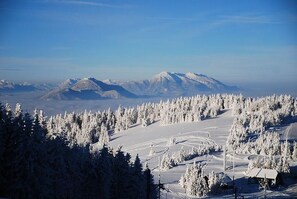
left=281, top=157, right=290, bottom=173
left=180, top=162, right=208, bottom=197
left=160, top=153, right=173, bottom=171
left=167, top=137, right=176, bottom=146
left=292, top=142, right=297, bottom=161
left=208, top=171, right=220, bottom=194
left=148, top=147, right=155, bottom=156
left=141, top=117, right=150, bottom=127
left=281, top=141, right=291, bottom=159
left=99, top=123, right=109, bottom=145
left=172, top=147, right=186, bottom=164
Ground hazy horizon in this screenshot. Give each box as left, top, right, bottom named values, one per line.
left=1, top=70, right=297, bottom=97
left=1, top=0, right=297, bottom=90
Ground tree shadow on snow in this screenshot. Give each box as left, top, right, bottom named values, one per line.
left=176, top=140, right=187, bottom=144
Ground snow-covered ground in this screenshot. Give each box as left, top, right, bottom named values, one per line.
left=109, top=110, right=297, bottom=198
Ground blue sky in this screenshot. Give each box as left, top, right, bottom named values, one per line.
left=0, top=0, right=297, bottom=86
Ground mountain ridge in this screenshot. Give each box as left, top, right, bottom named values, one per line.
left=2, top=71, right=239, bottom=100
left=0, top=79, right=52, bottom=92
left=114, top=71, right=239, bottom=97
left=42, top=77, right=137, bottom=100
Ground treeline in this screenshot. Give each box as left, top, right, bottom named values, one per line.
left=47, top=94, right=243, bottom=147
left=0, top=103, right=156, bottom=199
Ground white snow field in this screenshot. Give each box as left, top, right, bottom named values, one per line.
left=108, top=110, right=297, bottom=199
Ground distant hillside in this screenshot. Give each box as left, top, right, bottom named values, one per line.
left=42, top=78, right=137, bottom=100
left=110, top=72, right=239, bottom=97
left=0, top=80, right=51, bottom=92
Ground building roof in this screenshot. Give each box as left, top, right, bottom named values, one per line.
left=245, top=168, right=278, bottom=180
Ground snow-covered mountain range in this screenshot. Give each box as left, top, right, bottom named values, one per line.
left=2, top=72, right=239, bottom=100
left=107, top=72, right=239, bottom=97
left=0, top=80, right=52, bottom=92
left=42, top=77, right=137, bottom=100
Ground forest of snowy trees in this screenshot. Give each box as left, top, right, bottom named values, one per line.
left=46, top=94, right=244, bottom=147
left=1, top=94, right=296, bottom=198
left=0, top=103, right=156, bottom=199
left=226, top=95, right=297, bottom=157
left=44, top=94, right=297, bottom=159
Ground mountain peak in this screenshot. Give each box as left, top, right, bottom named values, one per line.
left=82, top=77, right=97, bottom=81
left=154, top=71, right=173, bottom=78
left=58, top=78, right=79, bottom=90
left=153, top=71, right=182, bottom=82
left=64, top=78, right=79, bottom=83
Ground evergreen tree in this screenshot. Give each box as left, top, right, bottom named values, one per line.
left=208, top=171, right=220, bottom=194
left=144, top=165, right=157, bottom=199
left=180, top=162, right=208, bottom=197
left=0, top=102, right=157, bottom=199
left=97, top=145, right=113, bottom=199
left=129, top=154, right=145, bottom=199
left=160, top=153, right=173, bottom=171
left=292, top=142, right=297, bottom=161
left=111, top=148, right=131, bottom=199
left=0, top=103, right=19, bottom=197
left=0, top=103, right=5, bottom=193
left=148, top=147, right=155, bottom=156
left=99, top=123, right=109, bottom=145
